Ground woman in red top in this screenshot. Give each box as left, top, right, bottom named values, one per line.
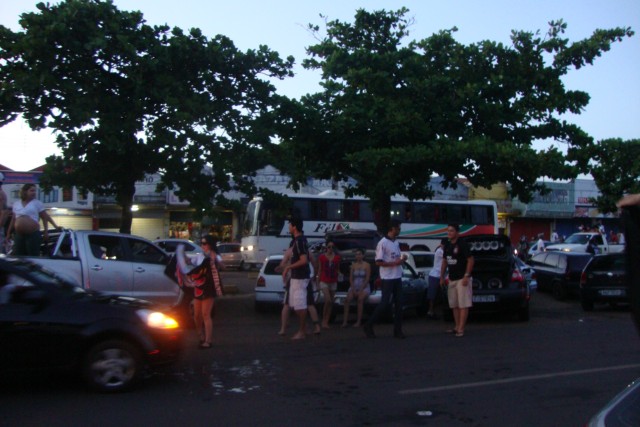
left=317, top=241, right=341, bottom=329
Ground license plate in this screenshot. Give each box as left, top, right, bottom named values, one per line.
left=473, top=295, right=496, bottom=303
left=600, top=289, right=624, bottom=296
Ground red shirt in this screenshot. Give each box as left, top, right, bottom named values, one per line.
left=318, top=253, right=341, bottom=283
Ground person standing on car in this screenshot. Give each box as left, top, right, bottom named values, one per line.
left=6, top=183, right=58, bottom=256
left=440, top=224, right=474, bottom=337
left=535, top=233, right=546, bottom=255
left=364, top=219, right=406, bottom=339
left=283, top=217, right=311, bottom=340
left=176, top=234, right=224, bottom=349
left=427, top=238, right=448, bottom=319
left=317, top=239, right=341, bottom=329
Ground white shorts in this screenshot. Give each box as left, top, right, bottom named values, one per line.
left=319, top=281, right=337, bottom=292
left=289, top=278, right=309, bottom=310
left=447, top=278, right=473, bottom=309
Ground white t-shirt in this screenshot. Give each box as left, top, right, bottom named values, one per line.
left=375, top=236, right=403, bottom=280
left=12, top=199, right=45, bottom=223
left=429, top=246, right=445, bottom=278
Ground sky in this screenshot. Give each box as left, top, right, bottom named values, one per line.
left=1, top=0, right=638, bottom=171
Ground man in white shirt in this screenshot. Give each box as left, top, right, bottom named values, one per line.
left=364, top=219, right=406, bottom=339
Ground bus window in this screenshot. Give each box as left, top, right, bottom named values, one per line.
left=470, top=205, right=493, bottom=225
left=444, top=204, right=465, bottom=223
left=344, top=200, right=359, bottom=220
left=414, top=204, right=436, bottom=223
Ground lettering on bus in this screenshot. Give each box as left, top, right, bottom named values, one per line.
left=312, top=223, right=352, bottom=233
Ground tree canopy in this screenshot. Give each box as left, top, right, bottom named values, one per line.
left=272, top=8, right=633, bottom=230
left=588, top=138, right=640, bottom=214
left=0, top=0, right=292, bottom=233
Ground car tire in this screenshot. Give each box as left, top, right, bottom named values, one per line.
left=83, top=339, right=142, bottom=393
left=581, top=297, right=595, bottom=312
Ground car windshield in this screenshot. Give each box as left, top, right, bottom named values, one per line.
left=564, top=234, right=591, bottom=244
left=412, top=254, right=434, bottom=268
left=7, top=260, right=84, bottom=295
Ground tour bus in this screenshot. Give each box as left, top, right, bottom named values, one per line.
left=240, top=190, right=498, bottom=269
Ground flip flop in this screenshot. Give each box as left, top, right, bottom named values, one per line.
left=455, top=331, right=464, bottom=337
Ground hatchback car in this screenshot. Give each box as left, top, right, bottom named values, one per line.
left=530, top=251, right=592, bottom=300
left=217, top=243, right=244, bottom=270
left=0, top=257, right=183, bottom=392
left=442, top=234, right=530, bottom=321
left=254, top=254, right=317, bottom=311
left=579, top=253, right=628, bottom=311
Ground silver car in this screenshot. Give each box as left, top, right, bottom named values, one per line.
left=217, top=243, right=244, bottom=270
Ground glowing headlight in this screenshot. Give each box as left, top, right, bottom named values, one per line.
left=137, top=309, right=180, bottom=329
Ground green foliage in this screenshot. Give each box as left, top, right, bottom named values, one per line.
left=274, top=9, right=633, bottom=230
left=588, top=138, right=640, bottom=214
left=0, top=0, right=292, bottom=232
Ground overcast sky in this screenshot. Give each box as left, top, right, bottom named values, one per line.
left=1, top=0, right=638, bottom=171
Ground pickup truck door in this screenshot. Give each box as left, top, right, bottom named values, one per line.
left=85, top=235, right=134, bottom=296
left=124, top=237, right=180, bottom=306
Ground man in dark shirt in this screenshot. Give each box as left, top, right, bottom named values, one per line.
left=440, top=224, right=474, bottom=337
left=283, top=217, right=310, bottom=340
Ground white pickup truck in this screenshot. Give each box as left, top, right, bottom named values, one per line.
left=545, top=232, right=625, bottom=254
left=21, top=229, right=183, bottom=307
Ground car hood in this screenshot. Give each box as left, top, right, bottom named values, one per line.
left=546, top=243, right=581, bottom=251
left=83, top=291, right=157, bottom=310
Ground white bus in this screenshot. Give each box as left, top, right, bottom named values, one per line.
left=240, top=191, right=498, bottom=269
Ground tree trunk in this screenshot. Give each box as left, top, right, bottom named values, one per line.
left=117, top=182, right=136, bottom=234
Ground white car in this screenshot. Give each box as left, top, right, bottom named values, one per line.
left=153, top=238, right=203, bottom=256
left=254, top=254, right=318, bottom=311
left=402, top=251, right=435, bottom=277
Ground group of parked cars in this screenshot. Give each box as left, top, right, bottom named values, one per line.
left=254, top=229, right=632, bottom=324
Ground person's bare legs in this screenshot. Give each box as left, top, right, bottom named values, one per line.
left=452, top=307, right=461, bottom=333
left=321, top=287, right=333, bottom=328
left=354, top=292, right=367, bottom=327
left=292, top=309, right=306, bottom=340
left=279, top=304, right=290, bottom=335
left=457, top=307, right=469, bottom=336
left=307, top=304, right=321, bottom=334
left=201, top=298, right=215, bottom=345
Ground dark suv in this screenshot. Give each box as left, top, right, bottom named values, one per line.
left=530, top=251, right=592, bottom=300
left=444, top=234, right=530, bottom=321
left=579, top=253, right=628, bottom=311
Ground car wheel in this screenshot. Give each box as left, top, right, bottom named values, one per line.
left=83, top=339, right=142, bottom=393
left=581, top=297, right=594, bottom=312
left=551, top=281, right=567, bottom=301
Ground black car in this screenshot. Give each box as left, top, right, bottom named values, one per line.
left=443, top=234, right=530, bottom=321
left=530, top=251, right=592, bottom=300
left=0, top=257, right=183, bottom=392
left=579, top=253, right=628, bottom=311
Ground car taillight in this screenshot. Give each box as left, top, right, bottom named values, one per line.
left=256, top=276, right=266, bottom=287
left=579, top=271, right=587, bottom=288
left=511, top=269, right=524, bottom=283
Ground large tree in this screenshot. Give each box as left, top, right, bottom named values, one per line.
left=588, top=138, right=640, bottom=214
left=0, top=0, right=292, bottom=233
left=273, top=8, right=633, bottom=230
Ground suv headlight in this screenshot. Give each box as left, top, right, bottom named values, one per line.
left=137, top=309, right=180, bottom=329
